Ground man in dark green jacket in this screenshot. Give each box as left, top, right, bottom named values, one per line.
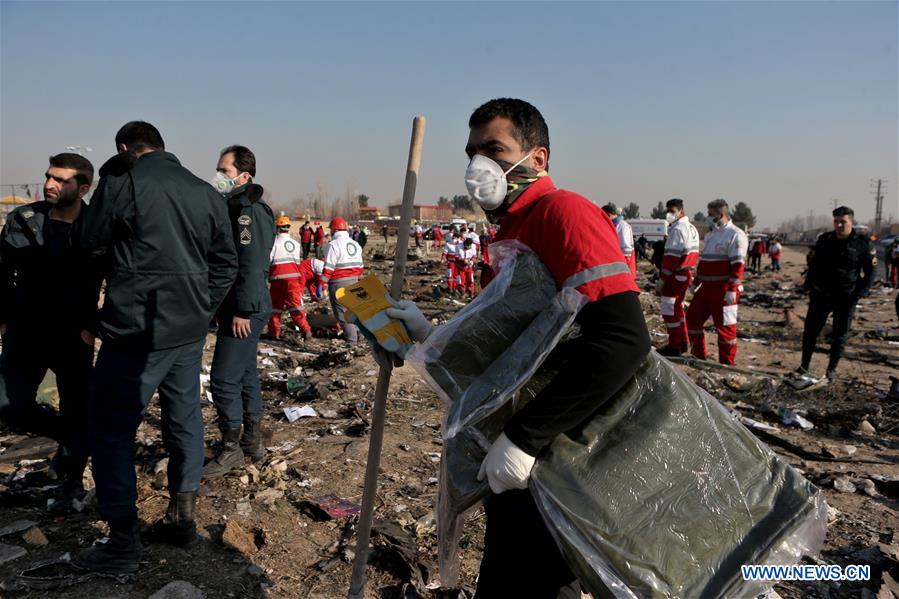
left=75, top=122, right=238, bottom=574
left=0, top=153, right=100, bottom=511
left=797, top=205, right=874, bottom=380
left=204, top=145, right=275, bottom=478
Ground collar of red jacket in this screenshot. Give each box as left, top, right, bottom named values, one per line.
left=502, top=175, right=556, bottom=220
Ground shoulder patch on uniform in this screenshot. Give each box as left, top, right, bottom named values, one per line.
left=238, top=215, right=252, bottom=226
left=21, top=210, right=34, bottom=219
left=240, top=228, right=252, bottom=245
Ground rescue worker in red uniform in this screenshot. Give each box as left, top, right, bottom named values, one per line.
left=384, top=98, right=650, bottom=599
left=442, top=231, right=462, bottom=294
left=686, top=199, right=749, bottom=365
left=456, top=237, right=478, bottom=298
left=432, top=225, right=443, bottom=249
left=299, top=256, right=325, bottom=301
left=268, top=215, right=312, bottom=339
left=300, top=221, right=313, bottom=259
left=320, top=217, right=364, bottom=346
left=479, top=226, right=492, bottom=265
left=656, top=198, right=700, bottom=356
left=602, top=203, right=637, bottom=279
left=313, top=220, right=326, bottom=258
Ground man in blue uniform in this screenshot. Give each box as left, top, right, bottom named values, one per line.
left=204, top=145, right=275, bottom=478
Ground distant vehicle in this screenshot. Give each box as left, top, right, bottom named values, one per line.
left=627, top=218, right=668, bottom=242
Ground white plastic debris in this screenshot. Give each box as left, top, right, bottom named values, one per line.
left=283, top=405, right=317, bottom=423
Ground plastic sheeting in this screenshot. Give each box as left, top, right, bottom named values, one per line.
left=529, top=351, right=827, bottom=598
left=406, top=241, right=588, bottom=585
left=407, top=242, right=827, bottom=597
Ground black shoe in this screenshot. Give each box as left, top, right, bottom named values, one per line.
left=657, top=346, right=682, bottom=357
left=142, top=491, right=199, bottom=548
left=74, top=518, right=142, bottom=574
left=202, top=428, right=244, bottom=480
left=240, top=419, right=265, bottom=462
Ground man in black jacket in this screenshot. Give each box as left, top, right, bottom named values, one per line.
left=75, top=122, right=238, bottom=573
left=796, top=205, right=874, bottom=380
left=0, top=153, right=100, bottom=511
left=204, top=145, right=275, bottom=478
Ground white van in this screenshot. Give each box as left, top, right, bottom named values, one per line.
left=628, top=219, right=668, bottom=242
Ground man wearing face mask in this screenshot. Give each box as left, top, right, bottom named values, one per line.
left=76, top=122, right=237, bottom=573
left=656, top=198, right=700, bottom=356
left=385, top=98, right=650, bottom=598
left=602, top=203, right=637, bottom=279
left=204, top=145, right=275, bottom=479
left=0, top=153, right=100, bottom=512
left=685, top=199, right=748, bottom=365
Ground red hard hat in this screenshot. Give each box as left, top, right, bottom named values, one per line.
left=330, top=217, right=348, bottom=231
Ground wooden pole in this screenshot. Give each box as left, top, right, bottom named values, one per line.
left=348, top=116, right=426, bottom=599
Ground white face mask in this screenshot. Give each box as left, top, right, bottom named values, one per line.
left=464, top=153, right=532, bottom=211
left=210, top=171, right=237, bottom=195
left=665, top=212, right=678, bottom=224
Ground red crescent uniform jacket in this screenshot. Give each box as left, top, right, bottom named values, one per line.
left=696, top=221, right=748, bottom=292
left=321, top=230, right=364, bottom=283
left=490, top=177, right=638, bottom=301
left=660, top=216, right=700, bottom=284
left=269, top=232, right=303, bottom=281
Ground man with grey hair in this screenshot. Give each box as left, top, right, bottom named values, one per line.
left=685, top=199, right=748, bottom=364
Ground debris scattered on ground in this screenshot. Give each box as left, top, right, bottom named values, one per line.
left=302, top=495, right=362, bottom=520
left=221, top=520, right=257, bottom=555
left=21, top=526, right=48, bottom=547
left=1, top=243, right=896, bottom=597
left=283, top=405, right=317, bottom=422
left=148, top=580, right=205, bottom=599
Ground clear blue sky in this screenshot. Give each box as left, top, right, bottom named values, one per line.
left=2, top=1, right=896, bottom=227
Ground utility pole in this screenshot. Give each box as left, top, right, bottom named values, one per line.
left=830, top=198, right=839, bottom=211
left=870, top=178, right=886, bottom=236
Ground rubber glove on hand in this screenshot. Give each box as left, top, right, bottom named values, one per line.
left=385, top=299, right=433, bottom=343
left=724, top=291, right=737, bottom=305
left=477, top=432, right=536, bottom=494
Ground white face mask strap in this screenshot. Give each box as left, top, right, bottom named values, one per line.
left=502, top=153, right=533, bottom=177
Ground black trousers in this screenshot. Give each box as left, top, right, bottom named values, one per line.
left=801, top=292, right=857, bottom=372
left=302, top=241, right=312, bottom=259
left=475, top=489, right=576, bottom=599
left=0, top=327, right=93, bottom=464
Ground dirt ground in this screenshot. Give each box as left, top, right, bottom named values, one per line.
left=0, top=242, right=897, bottom=599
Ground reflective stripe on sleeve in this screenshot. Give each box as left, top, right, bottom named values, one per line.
left=562, top=261, right=633, bottom=289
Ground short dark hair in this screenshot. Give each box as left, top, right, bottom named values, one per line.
left=833, top=206, right=854, bottom=218
left=48, top=153, right=94, bottom=187
left=469, top=98, right=550, bottom=161
left=666, top=198, right=684, bottom=211
left=708, top=198, right=729, bottom=213
left=115, top=121, right=164, bottom=152
left=601, top=203, right=619, bottom=215
left=220, top=145, right=256, bottom=177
